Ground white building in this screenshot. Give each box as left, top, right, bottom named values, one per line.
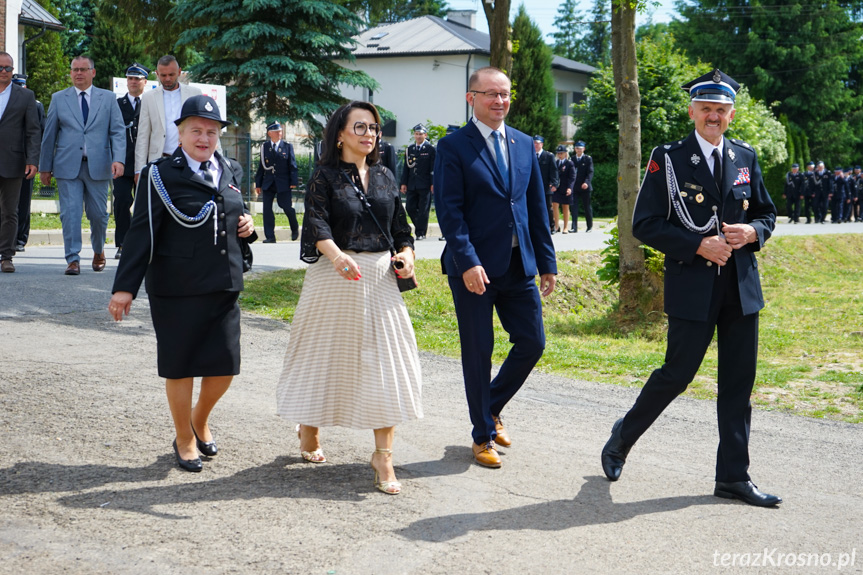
left=336, top=10, right=595, bottom=148
left=1, top=0, right=64, bottom=72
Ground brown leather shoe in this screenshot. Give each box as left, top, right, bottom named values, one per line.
left=493, top=415, right=511, bottom=447
left=92, top=252, right=106, bottom=272
left=64, top=261, right=80, bottom=275
left=472, top=441, right=502, bottom=468
left=1, top=260, right=14, bottom=273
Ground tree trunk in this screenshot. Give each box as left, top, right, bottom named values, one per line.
left=482, top=0, right=513, bottom=74
left=612, top=1, right=658, bottom=319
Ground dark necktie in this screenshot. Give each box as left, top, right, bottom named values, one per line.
left=201, top=160, right=215, bottom=187
left=134, top=96, right=140, bottom=109
left=81, top=92, right=89, bottom=125
left=492, top=131, right=509, bottom=190
left=712, top=148, right=722, bottom=191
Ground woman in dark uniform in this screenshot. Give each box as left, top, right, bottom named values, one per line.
left=108, top=95, right=256, bottom=472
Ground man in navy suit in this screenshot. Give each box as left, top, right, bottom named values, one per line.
left=601, top=69, right=780, bottom=507
left=255, top=121, right=298, bottom=241
left=434, top=66, right=557, bottom=469
left=39, top=55, right=126, bottom=275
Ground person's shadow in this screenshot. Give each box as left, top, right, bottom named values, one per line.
left=0, top=457, right=174, bottom=495
left=395, top=475, right=717, bottom=542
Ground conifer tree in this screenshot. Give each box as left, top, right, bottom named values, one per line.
left=508, top=5, right=561, bottom=147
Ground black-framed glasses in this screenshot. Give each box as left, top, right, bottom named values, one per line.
left=0, top=66, right=13, bottom=73
left=470, top=90, right=512, bottom=101
left=353, top=122, right=381, bottom=136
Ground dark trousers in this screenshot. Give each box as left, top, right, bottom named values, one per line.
left=0, top=177, right=23, bottom=260
left=16, top=177, right=32, bottom=247
left=786, top=195, right=800, bottom=222
left=262, top=186, right=297, bottom=240
left=815, top=191, right=828, bottom=222
left=545, top=193, right=554, bottom=231
left=619, top=261, right=758, bottom=482
left=802, top=195, right=815, bottom=223
left=406, top=188, right=431, bottom=237
left=448, top=248, right=546, bottom=445
left=831, top=193, right=844, bottom=222
left=113, top=175, right=135, bottom=247
left=572, top=190, right=593, bottom=231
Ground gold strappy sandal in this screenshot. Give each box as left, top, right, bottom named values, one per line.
left=296, top=424, right=326, bottom=463
left=371, top=448, right=401, bottom=495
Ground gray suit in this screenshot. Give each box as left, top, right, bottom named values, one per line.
left=39, top=86, right=125, bottom=263
left=0, top=83, right=41, bottom=260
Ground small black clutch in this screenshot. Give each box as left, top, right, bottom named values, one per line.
left=392, top=260, right=418, bottom=292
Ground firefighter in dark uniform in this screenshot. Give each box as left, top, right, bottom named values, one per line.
left=255, top=121, right=299, bottom=241
left=802, top=161, right=817, bottom=223
left=113, top=63, right=149, bottom=258
left=533, top=135, right=560, bottom=234
left=399, top=123, right=435, bottom=240
left=843, top=167, right=855, bottom=222
left=854, top=166, right=863, bottom=221
left=570, top=140, right=595, bottom=232
left=814, top=161, right=832, bottom=223
left=830, top=166, right=846, bottom=223
left=782, top=163, right=805, bottom=223
left=379, top=139, right=397, bottom=176
left=601, top=69, right=781, bottom=507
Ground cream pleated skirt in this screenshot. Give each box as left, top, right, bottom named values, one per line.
left=276, top=251, right=423, bottom=429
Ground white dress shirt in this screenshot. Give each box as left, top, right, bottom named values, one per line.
left=162, top=87, right=183, bottom=154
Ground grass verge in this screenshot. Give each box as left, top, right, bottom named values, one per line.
left=241, top=233, right=863, bottom=423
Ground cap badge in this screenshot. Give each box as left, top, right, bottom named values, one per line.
left=204, top=102, right=214, bottom=112
left=713, top=70, right=721, bottom=83
left=691, top=154, right=701, bottom=165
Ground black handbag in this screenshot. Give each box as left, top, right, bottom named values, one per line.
left=340, top=170, right=418, bottom=292
left=239, top=232, right=257, bottom=273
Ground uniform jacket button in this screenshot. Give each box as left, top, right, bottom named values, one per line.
left=706, top=261, right=713, bottom=267
left=220, top=230, right=226, bottom=237
left=220, top=249, right=227, bottom=255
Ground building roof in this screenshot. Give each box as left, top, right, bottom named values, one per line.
left=351, top=15, right=595, bottom=75
left=19, top=0, right=65, bottom=31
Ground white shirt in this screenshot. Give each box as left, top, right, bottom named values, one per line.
left=694, top=130, right=724, bottom=176
left=162, top=87, right=183, bottom=154
left=181, top=149, right=222, bottom=185
left=0, top=82, right=11, bottom=120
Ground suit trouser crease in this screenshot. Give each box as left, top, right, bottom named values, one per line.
left=449, top=251, right=546, bottom=444
left=57, top=163, right=110, bottom=263
left=620, top=260, right=757, bottom=482
left=406, top=188, right=432, bottom=236
left=0, top=177, right=24, bottom=259
left=262, top=187, right=298, bottom=239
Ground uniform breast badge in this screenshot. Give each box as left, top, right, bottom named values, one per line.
left=695, top=193, right=704, bottom=203
left=733, top=168, right=751, bottom=186
left=691, top=154, right=701, bottom=165
left=743, top=199, right=749, bottom=211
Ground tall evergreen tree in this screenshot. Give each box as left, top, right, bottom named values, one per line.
left=671, top=0, right=863, bottom=160
left=336, top=0, right=449, bottom=25
left=551, top=0, right=587, bottom=60
left=113, top=0, right=201, bottom=66
left=24, top=0, right=69, bottom=106
left=55, top=0, right=95, bottom=57
left=582, top=0, right=611, bottom=66
left=172, top=0, right=377, bottom=133
left=89, top=0, right=150, bottom=89
left=508, top=5, right=561, bottom=147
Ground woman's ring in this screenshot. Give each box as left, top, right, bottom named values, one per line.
left=343, top=267, right=349, bottom=272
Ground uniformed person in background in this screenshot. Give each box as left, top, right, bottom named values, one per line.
left=9, top=73, right=44, bottom=253
left=552, top=144, right=575, bottom=234
left=601, top=69, right=781, bottom=507
left=379, top=138, right=397, bottom=176
left=255, top=121, right=299, bottom=242
left=782, top=163, right=805, bottom=224
left=802, top=161, right=816, bottom=224
left=570, top=140, right=595, bottom=233
left=843, top=167, right=855, bottom=222
left=853, top=166, right=863, bottom=221
left=533, top=135, right=559, bottom=234
left=113, top=63, right=149, bottom=258
left=400, top=123, right=435, bottom=240
left=830, top=166, right=846, bottom=224
left=814, top=161, right=831, bottom=223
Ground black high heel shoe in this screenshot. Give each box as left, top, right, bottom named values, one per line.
left=191, top=425, right=218, bottom=457
left=173, top=439, right=203, bottom=472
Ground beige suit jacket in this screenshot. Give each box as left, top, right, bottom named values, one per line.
left=134, top=83, right=202, bottom=173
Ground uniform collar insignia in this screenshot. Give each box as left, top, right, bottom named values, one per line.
left=728, top=148, right=736, bottom=161
left=691, top=154, right=701, bottom=165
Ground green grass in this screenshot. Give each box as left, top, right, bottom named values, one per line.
left=241, top=234, right=863, bottom=423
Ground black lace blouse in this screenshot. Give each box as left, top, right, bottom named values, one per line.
left=300, top=162, right=415, bottom=263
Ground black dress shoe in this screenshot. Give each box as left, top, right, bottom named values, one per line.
left=262, top=238, right=276, bottom=244
left=291, top=230, right=299, bottom=241
left=173, top=440, right=203, bottom=472
left=601, top=418, right=632, bottom=481
left=714, top=481, right=781, bottom=507
left=192, top=426, right=218, bottom=457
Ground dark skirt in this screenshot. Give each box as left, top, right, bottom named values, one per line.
left=148, top=291, right=241, bottom=379
left=551, top=189, right=573, bottom=205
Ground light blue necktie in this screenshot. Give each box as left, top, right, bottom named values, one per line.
left=492, top=130, right=509, bottom=190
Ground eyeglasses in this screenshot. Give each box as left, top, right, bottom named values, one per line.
left=352, top=122, right=381, bottom=136
left=71, top=67, right=92, bottom=73
left=0, top=66, right=13, bottom=73
left=470, top=90, right=512, bottom=101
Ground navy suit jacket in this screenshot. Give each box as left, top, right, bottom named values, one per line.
left=434, top=121, right=556, bottom=279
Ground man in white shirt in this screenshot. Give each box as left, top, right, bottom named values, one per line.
left=134, top=55, right=202, bottom=181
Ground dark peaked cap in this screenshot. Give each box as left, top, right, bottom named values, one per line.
left=682, top=69, right=740, bottom=104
